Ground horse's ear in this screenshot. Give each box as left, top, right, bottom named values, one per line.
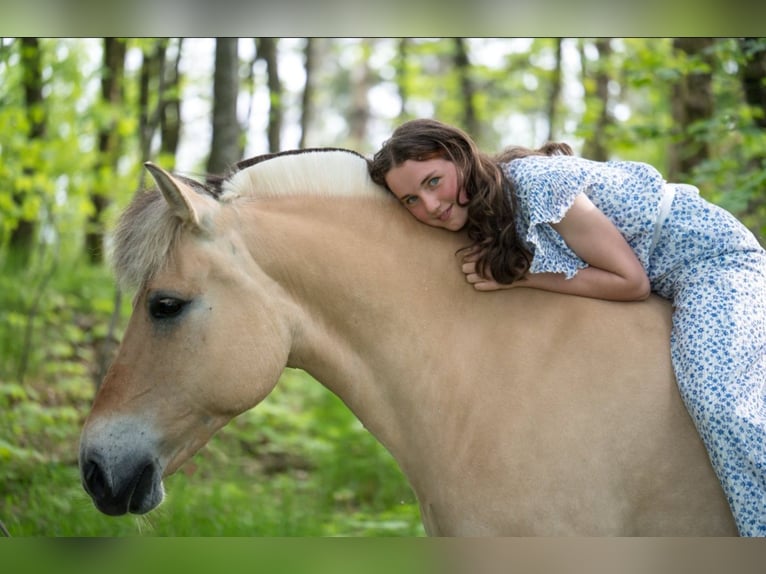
left=144, top=162, right=210, bottom=229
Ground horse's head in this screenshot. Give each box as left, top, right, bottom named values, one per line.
left=79, top=163, right=295, bottom=516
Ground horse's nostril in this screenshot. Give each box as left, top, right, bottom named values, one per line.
left=129, top=462, right=157, bottom=514
left=82, top=458, right=110, bottom=500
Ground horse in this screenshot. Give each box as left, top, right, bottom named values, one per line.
left=79, top=148, right=736, bottom=535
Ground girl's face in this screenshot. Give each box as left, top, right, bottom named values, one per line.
left=384, top=157, right=469, bottom=231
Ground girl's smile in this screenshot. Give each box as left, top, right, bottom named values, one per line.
left=384, top=158, right=469, bottom=231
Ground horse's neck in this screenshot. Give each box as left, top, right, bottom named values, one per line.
left=240, top=194, right=473, bottom=458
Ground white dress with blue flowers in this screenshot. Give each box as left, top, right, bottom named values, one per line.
left=503, top=155, right=766, bottom=536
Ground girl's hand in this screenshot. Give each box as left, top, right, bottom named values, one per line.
left=461, top=254, right=513, bottom=292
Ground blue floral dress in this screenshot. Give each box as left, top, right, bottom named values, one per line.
left=503, top=155, right=766, bottom=536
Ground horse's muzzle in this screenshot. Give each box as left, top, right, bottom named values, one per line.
left=80, top=451, right=163, bottom=516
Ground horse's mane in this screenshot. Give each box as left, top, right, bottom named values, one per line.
left=111, top=148, right=386, bottom=291
left=219, top=147, right=384, bottom=201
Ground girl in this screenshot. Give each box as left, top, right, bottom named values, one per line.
left=368, top=118, right=766, bottom=536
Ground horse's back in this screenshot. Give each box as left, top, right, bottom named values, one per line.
left=417, top=290, right=736, bottom=535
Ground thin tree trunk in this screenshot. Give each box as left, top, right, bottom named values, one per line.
left=581, top=39, right=613, bottom=161
left=545, top=38, right=563, bottom=143
left=257, top=38, right=282, bottom=154
left=159, top=38, right=183, bottom=166
left=298, top=38, right=316, bottom=149
left=738, top=38, right=766, bottom=223
left=454, top=38, right=479, bottom=137
left=668, top=37, right=714, bottom=180
left=14, top=38, right=55, bottom=383
left=21, top=38, right=45, bottom=141
left=348, top=39, right=373, bottom=148
left=86, top=37, right=127, bottom=263
left=395, top=38, right=411, bottom=122
left=739, top=38, right=766, bottom=130
left=139, top=40, right=167, bottom=164
left=207, top=38, right=241, bottom=175
left=10, top=38, right=45, bottom=263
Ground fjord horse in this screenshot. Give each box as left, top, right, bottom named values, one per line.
left=79, top=149, right=736, bottom=535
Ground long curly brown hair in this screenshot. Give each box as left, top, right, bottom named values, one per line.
left=368, top=118, right=573, bottom=284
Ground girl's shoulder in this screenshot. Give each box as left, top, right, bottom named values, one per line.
left=502, top=155, right=663, bottom=189
left=503, top=154, right=595, bottom=176
left=501, top=155, right=597, bottom=196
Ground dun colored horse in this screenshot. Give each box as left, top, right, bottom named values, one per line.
left=79, top=149, right=736, bottom=535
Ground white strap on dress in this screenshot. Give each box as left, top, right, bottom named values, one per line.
left=650, top=183, right=677, bottom=254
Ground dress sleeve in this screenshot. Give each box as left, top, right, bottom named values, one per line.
left=504, top=156, right=594, bottom=279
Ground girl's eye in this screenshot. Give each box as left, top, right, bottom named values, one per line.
left=427, top=176, right=440, bottom=188
left=403, top=196, right=418, bottom=207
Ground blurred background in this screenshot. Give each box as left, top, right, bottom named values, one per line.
left=1, top=37, right=765, bottom=536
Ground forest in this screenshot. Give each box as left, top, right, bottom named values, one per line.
left=1, top=37, right=765, bottom=537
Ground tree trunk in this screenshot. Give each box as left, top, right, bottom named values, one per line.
left=347, top=39, right=373, bottom=148
left=86, top=37, right=127, bottom=263
left=298, top=38, right=316, bottom=149
left=737, top=38, right=766, bottom=224
left=10, top=38, right=46, bottom=263
left=159, top=38, right=183, bottom=165
left=739, top=38, right=766, bottom=130
left=257, top=38, right=282, bottom=154
left=395, top=38, right=412, bottom=122
left=207, top=38, right=241, bottom=175
left=545, top=38, right=564, bottom=143
left=581, top=39, right=613, bottom=161
left=138, top=40, right=168, bottom=164
left=21, top=38, right=45, bottom=141
left=454, top=38, right=479, bottom=138
left=668, top=37, right=714, bottom=180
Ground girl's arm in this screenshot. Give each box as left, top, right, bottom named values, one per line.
left=463, top=193, right=651, bottom=302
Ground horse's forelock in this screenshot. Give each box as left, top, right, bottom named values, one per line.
left=110, top=190, right=185, bottom=291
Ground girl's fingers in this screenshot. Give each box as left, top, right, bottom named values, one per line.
left=465, top=273, right=503, bottom=292
left=462, top=249, right=482, bottom=263
left=473, top=281, right=503, bottom=292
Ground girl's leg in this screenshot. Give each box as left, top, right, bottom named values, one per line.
left=670, top=251, right=766, bottom=536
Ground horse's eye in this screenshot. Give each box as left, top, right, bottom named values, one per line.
left=149, top=296, right=188, bottom=320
